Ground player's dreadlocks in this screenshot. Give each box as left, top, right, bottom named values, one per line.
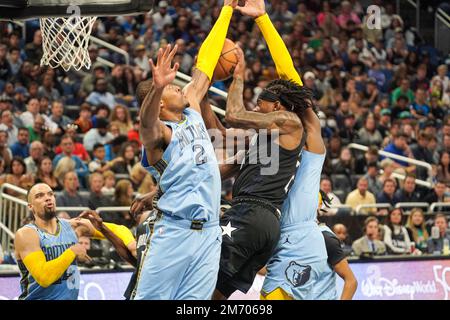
left=258, top=79, right=316, bottom=118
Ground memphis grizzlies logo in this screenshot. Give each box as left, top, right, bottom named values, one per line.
left=285, top=261, right=311, bottom=287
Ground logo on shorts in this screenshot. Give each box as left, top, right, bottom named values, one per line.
left=285, top=261, right=311, bottom=288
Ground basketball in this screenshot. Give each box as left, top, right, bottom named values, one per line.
left=212, top=38, right=238, bottom=82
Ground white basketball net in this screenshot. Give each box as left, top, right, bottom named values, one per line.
left=40, top=16, right=97, bottom=71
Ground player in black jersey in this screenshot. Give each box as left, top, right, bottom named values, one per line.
left=200, top=17, right=313, bottom=297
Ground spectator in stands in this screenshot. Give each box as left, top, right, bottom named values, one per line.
left=406, top=208, right=429, bottom=252
left=52, top=134, right=88, bottom=185
left=110, top=142, right=138, bottom=175
left=332, top=147, right=355, bottom=181
left=83, top=117, right=114, bottom=152
left=38, top=73, right=60, bottom=103
left=364, top=162, right=382, bottom=195
left=0, top=127, right=12, bottom=168
left=381, top=132, right=416, bottom=172
left=339, top=113, right=358, bottom=145
left=35, top=155, right=62, bottom=191
left=54, top=156, right=75, bottom=187
left=89, top=143, right=108, bottom=173
left=357, top=115, right=383, bottom=147
left=424, top=181, right=447, bottom=205
left=10, top=127, right=29, bottom=159
left=91, top=104, right=111, bottom=129
left=49, top=100, right=72, bottom=133
left=352, top=216, right=387, bottom=256
left=395, top=174, right=421, bottom=203
left=391, top=95, right=410, bottom=120
left=24, top=141, right=43, bottom=175
left=19, top=97, right=39, bottom=127
left=112, top=179, right=134, bottom=227
left=56, top=171, right=89, bottom=217
left=54, top=124, right=90, bottom=162
left=410, top=88, right=430, bottom=120
left=78, top=236, right=91, bottom=251
left=355, top=145, right=379, bottom=174
left=437, top=151, right=450, bottom=186
left=74, top=103, right=93, bottom=134
left=427, top=213, right=450, bottom=254
left=86, top=78, right=117, bottom=110
left=0, top=109, right=18, bottom=146
left=24, top=30, right=43, bottom=65
left=320, top=177, right=342, bottom=215
left=109, top=104, right=132, bottom=135
left=27, top=114, right=46, bottom=142
left=332, top=223, right=352, bottom=256
left=127, top=116, right=141, bottom=147
left=345, top=177, right=376, bottom=214
left=376, top=178, right=399, bottom=206
left=152, top=1, right=173, bottom=31
left=411, top=132, right=435, bottom=180
left=130, top=162, right=156, bottom=195
left=432, top=64, right=449, bottom=92
left=80, top=63, right=114, bottom=99
left=101, top=170, right=116, bottom=195
left=88, top=172, right=114, bottom=211
left=0, top=242, right=3, bottom=264
left=0, top=156, right=34, bottom=196
left=383, top=208, right=412, bottom=254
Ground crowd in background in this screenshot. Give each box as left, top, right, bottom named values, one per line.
left=0, top=0, right=450, bottom=263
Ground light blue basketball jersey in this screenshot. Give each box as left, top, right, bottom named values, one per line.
left=141, top=108, right=221, bottom=222
left=18, top=219, right=80, bottom=300
left=263, top=151, right=330, bottom=299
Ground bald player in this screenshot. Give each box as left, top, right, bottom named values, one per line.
left=14, top=183, right=134, bottom=300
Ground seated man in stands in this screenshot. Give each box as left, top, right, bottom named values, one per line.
left=56, top=171, right=89, bottom=218
left=352, top=216, right=387, bottom=256
left=53, top=135, right=88, bottom=186
left=394, top=174, right=421, bottom=203
left=376, top=178, right=399, bottom=206
left=345, top=177, right=376, bottom=214
left=427, top=214, right=450, bottom=254
left=380, top=132, right=416, bottom=174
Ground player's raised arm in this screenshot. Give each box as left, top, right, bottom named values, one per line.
left=14, top=227, right=89, bottom=288
left=75, top=211, right=137, bottom=266
left=139, top=44, right=179, bottom=165
left=225, top=46, right=302, bottom=133
left=236, top=0, right=302, bottom=86
left=183, top=1, right=236, bottom=112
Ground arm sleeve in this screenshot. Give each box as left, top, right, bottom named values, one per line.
left=196, top=6, right=233, bottom=80
left=92, top=223, right=135, bottom=247
left=255, top=13, right=303, bottom=86
left=22, top=250, right=76, bottom=288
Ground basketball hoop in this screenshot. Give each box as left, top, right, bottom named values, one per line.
left=39, top=15, right=97, bottom=71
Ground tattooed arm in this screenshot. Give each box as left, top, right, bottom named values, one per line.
left=140, top=45, right=179, bottom=165
left=225, top=46, right=302, bottom=135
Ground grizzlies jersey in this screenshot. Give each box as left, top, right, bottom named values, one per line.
left=281, top=150, right=326, bottom=226
left=18, top=219, right=79, bottom=300
left=141, top=108, right=221, bottom=222
left=232, top=132, right=305, bottom=210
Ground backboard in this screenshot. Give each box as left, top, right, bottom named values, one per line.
left=0, top=0, right=154, bottom=20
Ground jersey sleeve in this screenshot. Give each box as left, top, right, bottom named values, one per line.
left=322, top=231, right=346, bottom=267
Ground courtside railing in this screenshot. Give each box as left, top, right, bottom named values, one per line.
left=0, top=184, right=28, bottom=252
left=435, top=8, right=450, bottom=55
left=348, top=143, right=433, bottom=188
